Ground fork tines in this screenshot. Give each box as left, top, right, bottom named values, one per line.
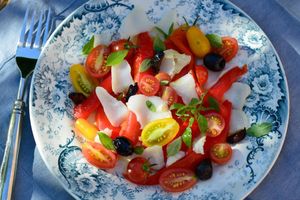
left=18, top=7, right=51, bottom=49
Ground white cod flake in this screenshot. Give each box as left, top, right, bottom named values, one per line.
left=229, top=109, right=250, bottom=135
left=224, top=82, right=251, bottom=109
left=170, top=73, right=198, bottom=104
left=111, top=60, right=134, bottom=94
left=142, top=145, right=165, bottom=170
left=126, top=94, right=172, bottom=128
left=95, top=87, right=128, bottom=127
left=166, top=151, right=185, bottom=167
left=159, top=49, right=191, bottom=78
left=193, top=136, right=206, bottom=154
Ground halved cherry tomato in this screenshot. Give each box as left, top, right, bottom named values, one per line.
left=194, top=65, right=208, bottom=86
left=214, top=37, right=238, bottom=62
left=95, top=106, right=121, bottom=139
left=155, top=72, right=171, bottom=85
left=141, top=118, right=179, bottom=147
left=69, top=64, right=97, bottom=96
left=75, top=118, right=98, bottom=141
left=161, top=86, right=178, bottom=106
left=159, top=168, right=197, bottom=192
left=74, top=91, right=100, bottom=119
left=85, top=45, right=111, bottom=78
left=125, top=157, right=152, bottom=184
left=110, top=39, right=135, bottom=60
left=82, top=141, right=117, bottom=169
left=209, top=65, right=248, bottom=102
left=119, top=111, right=141, bottom=145
left=186, top=26, right=211, bottom=58
left=205, top=112, right=225, bottom=137
left=138, top=74, right=160, bottom=96
left=210, top=143, right=232, bottom=165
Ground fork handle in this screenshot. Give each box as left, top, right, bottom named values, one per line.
left=0, top=99, right=25, bottom=200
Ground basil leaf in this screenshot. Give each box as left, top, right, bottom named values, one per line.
left=188, top=117, right=195, bottom=127
left=154, top=26, right=168, bottom=39
left=168, top=22, right=174, bottom=36
left=105, top=50, right=129, bottom=66
left=134, top=146, right=144, bottom=155
left=167, top=137, right=182, bottom=157
left=246, top=122, right=272, bottom=137
left=146, top=100, right=156, bottom=112
left=189, top=98, right=200, bottom=106
left=182, top=127, right=192, bottom=148
left=139, top=59, right=152, bottom=72
left=170, top=103, right=184, bottom=110
left=82, top=35, right=94, bottom=55
left=206, top=34, right=223, bottom=48
left=153, top=36, right=166, bottom=52
left=208, top=96, right=220, bottom=112
left=98, top=132, right=115, bottom=150
left=197, top=114, right=208, bottom=135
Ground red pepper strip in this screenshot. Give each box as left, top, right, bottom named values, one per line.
left=119, top=111, right=141, bottom=145
left=209, top=65, right=248, bottom=102
left=132, top=32, right=154, bottom=82
left=169, top=26, right=192, bottom=55
left=73, top=91, right=100, bottom=119
left=164, top=38, right=178, bottom=51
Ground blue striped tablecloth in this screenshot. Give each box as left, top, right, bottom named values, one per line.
left=0, top=0, right=299, bottom=199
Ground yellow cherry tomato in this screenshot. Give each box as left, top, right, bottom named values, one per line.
left=141, top=118, right=179, bottom=147
left=69, top=64, right=97, bottom=96
left=186, top=26, right=211, bottom=58
left=75, top=118, right=98, bottom=141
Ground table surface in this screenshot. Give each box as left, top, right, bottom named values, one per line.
left=0, top=0, right=299, bottom=199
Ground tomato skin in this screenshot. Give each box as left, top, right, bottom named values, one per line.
left=205, top=112, right=225, bottom=137
left=125, top=157, right=151, bottom=184
left=95, top=106, right=120, bottom=139
left=209, top=65, right=248, bottom=102
left=210, top=143, right=232, bottom=165
left=186, top=26, right=211, bottom=58
left=119, top=111, right=141, bottom=145
left=214, top=37, right=238, bottom=62
left=75, top=118, right=98, bottom=141
left=74, top=91, right=100, bottom=119
left=141, top=118, right=180, bottom=147
left=99, top=74, right=113, bottom=94
left=159, top=168, right=197, bottom=192
left=161, top=86, right=178, bottom=106
left=110, top=39, right=135, bottom=60
left=195, top=65, right=208, bottom=86
left=82, top=141, right=117, bottom=169
left=85, top=45, right=111, bottom=78
left=155, top=72, right=171, bottom=84
left=138, top=74, right=160, bottom=96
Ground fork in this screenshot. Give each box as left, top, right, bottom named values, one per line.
left=0, top=7, right=51, bottom=200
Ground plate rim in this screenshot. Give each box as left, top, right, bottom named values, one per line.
left=29, top=0, right=290, bottom=199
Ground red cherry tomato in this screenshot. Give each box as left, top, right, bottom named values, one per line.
left=195, top=65, right=208, bottom=86
left=155, top=72, right=171, bottom=84
left=119, top=111, right=141, bottom=145
left=110, top=39, right=135, bottom=60
left=205, top=112, right=225, bottom=137
left=214, top=37, right=238, bottom=62
left=210, top=143, right=232, bottom=165
left=138, top=74, right=160, bottom=96
left=73, top=91, right=100, bottom=119
left=125, top=157, right=152, bottom=184
left=95, top=106, right=120, bottom=139
left=159, top=168, right=197, bottom=192
left=85, top=45, right=111, bottom=78
left=161, top=86, right=178, bottom=106
left=82, top=141, right=117, bottom=169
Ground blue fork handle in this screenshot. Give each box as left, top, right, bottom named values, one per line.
left=0, top=99, right=25, bottom=200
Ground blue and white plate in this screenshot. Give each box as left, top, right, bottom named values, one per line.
left=29, top=0, right=289, bottom=199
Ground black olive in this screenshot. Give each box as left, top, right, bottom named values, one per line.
left=203, top=53, right=226, bottom=72
left=113, top=136, right=134, bottom=156
left=125, top=83, right=138, bottom=102
left=68, top=92, right=86, bottom=105
left=227, top=128, right=246, bottom=144
left=195, top=159, right=213, bottom=180
left=151, top=51, right=165, bottom=73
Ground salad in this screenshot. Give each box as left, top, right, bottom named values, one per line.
left=68, top=17, right=272, bottom=192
